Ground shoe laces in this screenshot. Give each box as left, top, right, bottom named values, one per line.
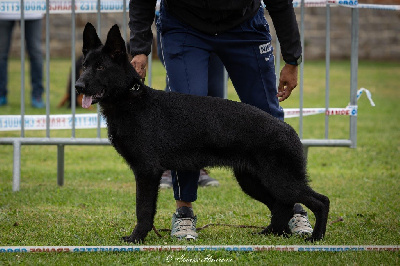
left=173, top=217, right=196, bottom=232
left=289, top=214, right=313, bottom=231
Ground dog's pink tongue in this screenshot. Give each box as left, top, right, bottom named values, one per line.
left=82, top=95, right=93, bottom=109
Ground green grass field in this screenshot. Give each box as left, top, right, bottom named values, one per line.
left=0, top=59, right=399, bottom=264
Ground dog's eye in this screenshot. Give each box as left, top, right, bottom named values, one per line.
left=97, top=65, right=104, bottom=71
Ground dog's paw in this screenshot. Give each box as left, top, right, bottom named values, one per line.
left=305, top=237, right=316, bottom=242
left=122, top=235, right=144, bottom=244
left=259, top=228, right=271, bottom=235
left=259, top=225, right=290, bottom=237
left=259, top=225, right=274, bottom=235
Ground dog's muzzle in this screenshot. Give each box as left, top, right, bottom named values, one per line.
left=75, top=79, right=104, bottom=108
left=75, top=80, right=85, bottom=95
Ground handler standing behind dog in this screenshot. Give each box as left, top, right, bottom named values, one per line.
left=129, top=0, right=311, bottom=240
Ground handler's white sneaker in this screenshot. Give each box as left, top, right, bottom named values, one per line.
left=288, top=204, right=313, bottom=237
left=171, top=207, right=198, bottom=240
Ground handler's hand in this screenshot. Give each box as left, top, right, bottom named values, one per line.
left=130, top=54, right=148, bottom=80
left=277, top=64, right=298, bottom=102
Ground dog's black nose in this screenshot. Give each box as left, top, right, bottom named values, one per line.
left=75, top=80, right=85, bottom=94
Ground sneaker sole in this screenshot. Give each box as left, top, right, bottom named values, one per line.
left=173, top=235, right=197, bottom=240
left=198, top=181, right=220, bottom=187
left=159, top=184, right=172, bottom=189
left=185, top=235, right=197, bottom=240
left=293, top=230, right=313, bottom=237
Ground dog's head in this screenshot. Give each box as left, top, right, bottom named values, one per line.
left=76, top=23, right=140, bottom=108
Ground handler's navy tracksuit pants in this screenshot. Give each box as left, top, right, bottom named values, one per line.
left=157, top=4, right=284, bottom=203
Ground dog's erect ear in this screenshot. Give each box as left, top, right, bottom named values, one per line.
left=82, top=23, right=102, bottom=56
left=103, top=24, right=126, bottom=60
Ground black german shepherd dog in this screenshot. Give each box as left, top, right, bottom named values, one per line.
left=75, top=23, right=330, bottom=243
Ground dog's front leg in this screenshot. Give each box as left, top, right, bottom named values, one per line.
left=122, top=172, right=160, bottom=243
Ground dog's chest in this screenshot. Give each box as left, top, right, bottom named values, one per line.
left=104, top=112, right=141, bottom=146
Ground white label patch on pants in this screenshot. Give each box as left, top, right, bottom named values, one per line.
left=259, top=43, right=272, bottom=55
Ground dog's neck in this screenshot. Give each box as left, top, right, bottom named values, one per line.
left=100, top=82, right=147, bottom=114
left=98, top=62, right=147, bottom=114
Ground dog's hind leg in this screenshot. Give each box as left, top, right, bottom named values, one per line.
left=234, top=169, right=292, bottom=236
left=122, top=169, right=162, bottom=243
left=297, top=188, right=330, bottom=241
left=233, top=168, right=275, bottom=210
left=260, top=201, right=293, bottom=236
left=268, top=179, right=329, bottom=241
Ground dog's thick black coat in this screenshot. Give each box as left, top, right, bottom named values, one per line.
left=76, top=23, right=330, bottom=243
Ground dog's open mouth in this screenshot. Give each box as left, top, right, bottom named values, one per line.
left=82, top=91, right=104, bottom=108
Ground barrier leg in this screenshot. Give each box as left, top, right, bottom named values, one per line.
left=302, top=145, right=309, bottom=160
left=57, top=144, right=64, bottom=186
left=349, top=7, right=359, bottom=148
left=12, top=141, right=21, bottom=192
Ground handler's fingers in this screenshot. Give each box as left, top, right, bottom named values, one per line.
left=133, top=62, right=147, bottom=79
left=130, top=54, right=148, bottom=79
left=277, top=64, right=298, bottom=102
left=277, top=83, right=294, bottom=102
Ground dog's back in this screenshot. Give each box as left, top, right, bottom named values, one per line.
left=100, top=85, right=305, bottom=178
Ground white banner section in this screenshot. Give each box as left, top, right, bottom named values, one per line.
left=0, top=114, right=106, bottom=131
left=0, top=0, right=399, bottom=14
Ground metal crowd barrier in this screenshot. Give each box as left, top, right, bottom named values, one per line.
left=299, top=2, right=359, bottom=158
left=1, top=0, right=392, bottom=191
